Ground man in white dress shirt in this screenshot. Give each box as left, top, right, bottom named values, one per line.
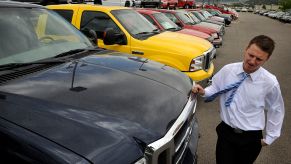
left=192, top=35, right=285, bottom=164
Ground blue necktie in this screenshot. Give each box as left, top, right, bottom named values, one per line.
left=204, top=72, right=249, bottom=107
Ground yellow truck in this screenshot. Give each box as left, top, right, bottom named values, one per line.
left=48, top=4, right=215, bottom=83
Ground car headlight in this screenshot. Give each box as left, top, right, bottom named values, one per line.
left=135, top=157, right=147, bottom=164
left=189, top=56, right=204, bottom=72
left=207, top=35, right=214, bottom=42
left=211, top=32, right=218, bottom=39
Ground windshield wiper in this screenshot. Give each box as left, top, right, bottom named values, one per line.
left=54, top=47, right=102, bottom=59
left=135, top=31, right=153, bottom=36
left=152, top=28, right=160, bottom=33
left=0, top=48, right=101, bottom=71
left=0, top=60, right=65, bottom=71
left=166, top=27, right=180, bottom=31
left=54, top=49, right=88, bottom=58
left=136, top=29, right=160, bottom=37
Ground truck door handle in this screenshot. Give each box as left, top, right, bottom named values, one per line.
left=132, top=51, right=144, bottom=55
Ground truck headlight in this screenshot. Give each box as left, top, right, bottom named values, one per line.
left=189, top=56, right=203, bottom=72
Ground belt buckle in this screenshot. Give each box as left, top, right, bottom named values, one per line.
left=233, top=128, right=243, bottom=134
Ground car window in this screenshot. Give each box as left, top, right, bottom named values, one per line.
left=142, top=14, right=156, bottom=26
left=111, top=9, right=157, bottom=37
left=188, top=12, right=200, bottom=23
left=175, top=12, right=195, bottom=25
left=153, top=13, right=179, bottom=30
left=80, top=11, right=121, bottom=40
left=164, top=13, right=178, bottom=23
left=53, top=9, right=74, bottom=23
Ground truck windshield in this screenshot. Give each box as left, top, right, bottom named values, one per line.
left=175, top=12, right=196, bottom=25
left=153, top=13, right=180, bottom=31
left=111, top=9, right=159, bottom=39
left=0, top=8, right=92, bottom=65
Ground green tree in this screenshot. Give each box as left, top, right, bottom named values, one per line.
left=279, top=0, right=291, bottom=10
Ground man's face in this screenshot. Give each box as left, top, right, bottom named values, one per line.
left=243, top=43, right=269, bottom=74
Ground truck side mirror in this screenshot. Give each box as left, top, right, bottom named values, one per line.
left=80, top=28, right=98, bottom=46
left=88, top=29, right=98, bottom=45
left=103, top=28, right=127, bottom=45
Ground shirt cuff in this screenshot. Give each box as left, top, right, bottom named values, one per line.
left=264, top=135, right=276, bottom=145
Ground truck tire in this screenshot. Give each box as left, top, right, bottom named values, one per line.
left=156, top=3, right=161, bottom=9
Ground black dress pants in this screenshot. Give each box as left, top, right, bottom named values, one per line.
left=216, top=121, right=263, bottom=164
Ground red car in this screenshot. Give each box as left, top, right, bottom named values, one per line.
left=136, top=9, right=220, bottom=47
left=148, top=9, right=222, bottom=47
left=177, top=0, right=195, bottom=9
left=160, top=0, right=178, bottom=9
left=204, top=5, right=238, bottom=20
left=141, top=0, right=178, bottom=9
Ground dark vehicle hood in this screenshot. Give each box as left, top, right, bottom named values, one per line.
left=0, top=51, right=192, bottom=162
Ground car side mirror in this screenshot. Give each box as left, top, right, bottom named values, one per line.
left=175, top=22, right=182, bottom=27
left=103, top=28, right=126, bottom=45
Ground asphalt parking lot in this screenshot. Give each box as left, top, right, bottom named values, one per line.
left=196, top=12, right=291, bottom=164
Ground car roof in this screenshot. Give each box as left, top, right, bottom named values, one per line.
left=0, top=1, right=43, bottom=8
left=152, top=9, right=186, bottom=14
left=135, top=8, right=160, bottom=15
left=48, top=4, right=129, bottom=12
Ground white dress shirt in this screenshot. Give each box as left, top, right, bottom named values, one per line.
left=205, top=62, right=285, bottom=145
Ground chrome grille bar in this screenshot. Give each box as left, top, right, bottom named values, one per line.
left=203, top=46, right=216, bottom=71
left=145, top=91, right=197, bottom=164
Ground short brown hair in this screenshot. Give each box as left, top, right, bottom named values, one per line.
left=247, top=35, right=275, bottom=57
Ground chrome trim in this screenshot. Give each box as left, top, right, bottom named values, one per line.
left=145, top=90, right=197, bottom=164
left=202, top=46, right=216, bottom=71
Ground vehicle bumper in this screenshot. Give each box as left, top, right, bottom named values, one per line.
left=184, top=63, right=214, bottom=83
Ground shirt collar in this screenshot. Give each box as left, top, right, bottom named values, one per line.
left=236, top=62, right=262, bottom=81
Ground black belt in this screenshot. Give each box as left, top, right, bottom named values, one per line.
left=221, top=121, right=262, bottom=134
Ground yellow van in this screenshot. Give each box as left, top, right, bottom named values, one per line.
left=48, top=4, right=215, bottom=83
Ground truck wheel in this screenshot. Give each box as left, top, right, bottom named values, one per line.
left=174, top=3, right=177, bottom=10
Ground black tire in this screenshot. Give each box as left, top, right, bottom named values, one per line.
left=155, top=3, right=160, bottom=9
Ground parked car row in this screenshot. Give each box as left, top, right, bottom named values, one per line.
left=235, top=7, right=254, bottom=13
left=0, top=1, right=236, bottom=163
left=0, top=1, right=211, bottom=164
left=203, top=4, right=239, bottom=20
left=140, top=0, right=195, bottom=9
left=254, top=10, right=291, bottom=23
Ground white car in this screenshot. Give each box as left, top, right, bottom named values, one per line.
left=241, top=7, right=247, bottom=12
left=102, top=0, right=141, bottom=7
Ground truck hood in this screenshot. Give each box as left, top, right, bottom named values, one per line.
left=0, top=50, right=192, bottom=139
left=177, top=28, right=210, bottom=39
left=144, top=31, right=212, bottom=56
left=196, top=22, right=222, bottom=32
left=184, top=24, right=216, bottom=35
left=0, top=93, right=147, bottom=163
left=0, top=51, right=193, bottom=163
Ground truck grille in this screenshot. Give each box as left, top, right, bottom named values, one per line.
left=203, top=47, right=216, bottom=71
left=145, top=92, right=197, bottom=164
